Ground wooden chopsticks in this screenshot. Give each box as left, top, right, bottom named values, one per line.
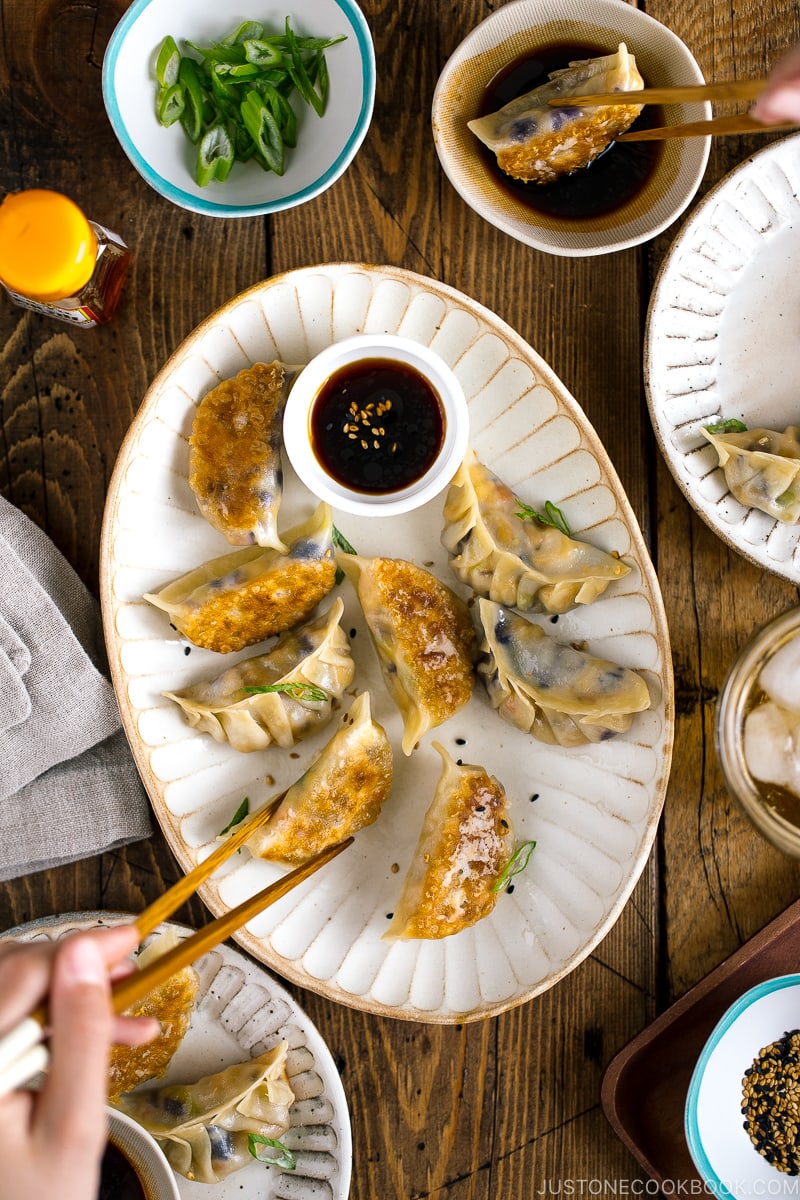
left=546, top=78, right=768, bottom=108
left=111, top=836, right=353, bottom=1014
left=542, top=75, right=800, bottom=140
left=617, top=114, right=799, bottom=141
left=133, top=792, right=285, bottom=941
left=0, top=795, right=352, bottom=1097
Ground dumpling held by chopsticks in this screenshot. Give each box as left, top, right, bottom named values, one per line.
left=468, top=43, right=644, bottom=184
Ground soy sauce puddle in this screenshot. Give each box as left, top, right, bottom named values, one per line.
left=98, top=1141, right=147, bottom=1200
left=310, top=358, right=445, bottom=494
left=477, top=41, right=664, bottom=221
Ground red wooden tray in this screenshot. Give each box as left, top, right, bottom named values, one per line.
left=601, top=898, right=800, bottom=1184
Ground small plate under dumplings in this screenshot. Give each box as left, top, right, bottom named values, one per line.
left=1, top=912, right=351, bottom=1200
left=645, top=133, right=800, bottom=584
left=100, top=263, right=673, bottom=1022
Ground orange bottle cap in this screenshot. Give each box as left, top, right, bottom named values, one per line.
left=0, top=190, right=97, bottom=301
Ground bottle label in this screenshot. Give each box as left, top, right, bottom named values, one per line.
left=3, top=286, right=98, bottom=327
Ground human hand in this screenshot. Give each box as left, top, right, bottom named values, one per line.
left=0, top=926, right=159, bottom=1200
left=751, top=42, right=800, bottom=124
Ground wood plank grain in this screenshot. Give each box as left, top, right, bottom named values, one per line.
left=645, top=0, right=800, bottom=1011
left=1, top=0, right=798, bottom=1195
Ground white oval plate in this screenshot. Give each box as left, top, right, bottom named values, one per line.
left=645, top=133, right=800, bottom=582
left=1, top=912, right=351, bottom=1200
left=100, top=263, right=674, bottom=1022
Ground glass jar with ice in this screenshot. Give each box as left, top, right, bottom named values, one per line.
left=717, top=607, right=800, bottom=856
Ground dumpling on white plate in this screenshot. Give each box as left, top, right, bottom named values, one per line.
left=442, top=447, right=629, bottom=615
left=245, top=691, right=393, bottom=866
left=468, top=43, right=644, bottom=184
left=162, top=597, right=355, bottom=752
left=477, top=598, right=651, bottom=747
left=144, top=502, right=336, bottom=653
left=385, top=742, right=514, bottom=940
left=116, top=1042, right=294, bottom=1183
left=702, top=423, right=800, bottom=525
left=336, top=552, right=475, bottom=755
left=189, top=361, right=299, bottom=551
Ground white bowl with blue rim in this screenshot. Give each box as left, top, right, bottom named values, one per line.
left=685, top=974, right=800, bottom=1195
left=102, top=0, right=375, bottom=217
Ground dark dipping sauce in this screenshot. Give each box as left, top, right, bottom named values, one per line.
left=477, top=40, right=664, bottom=221
left=98, top=1141, right=147, bottom=1200
left=310, top=358, right=445, bottom=494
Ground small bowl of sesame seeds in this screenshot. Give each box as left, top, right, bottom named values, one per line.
left=686, top=974, right=800, bottom=1193
left=282, top=332, right=469, bottom=517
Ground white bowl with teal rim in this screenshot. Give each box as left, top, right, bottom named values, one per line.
left=685, top=974, right=800, bottom=1194
left=102, top=0, right=375, bottom=217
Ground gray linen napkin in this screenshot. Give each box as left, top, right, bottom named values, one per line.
left=0, top=496, right=152, bottom=881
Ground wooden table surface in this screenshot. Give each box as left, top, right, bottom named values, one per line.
left=1, top=1, right=800, bottom=1195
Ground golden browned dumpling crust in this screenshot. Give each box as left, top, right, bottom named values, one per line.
left=370, top=558, right=475, bottom=724
left=145, top=504, right=337, bottom=654
left=246, top=691, right=393, bottom=866
left=189, top=361, right=290, bottom=549
left=108, top=964, right=199, bottom=1102
left=177, top=558, right=337, bottom=654
left=497, top=104, right=643, bottom=184
left=387, top=748, right=513, bottom=940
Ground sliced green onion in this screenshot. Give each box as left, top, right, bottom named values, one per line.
left=218, top=796, right=250, bottom=837
left=332, top=525, right=357, bottom=584
left=247, top=1133, right=296, bottom=1170
left=243, top=681, right=329, bottom=702
left=332, top=526, right=357, bottom=555
left=244, top=39, right=285, bottom=68
left=516, top=500, right=572, bottom=537
left=226, top=63, right=261, bottom=79
left=209, top=64, right=239, bottom=107
left=187, top=40, right=248, bottom=65
left=493, top=840, right=537, bottom=893
left=157, top=83, right=184, bottom=126
left=705, top=417, right=748, bottom=434
left=259, top=81, right=297, bottom=146
left=155, top=35, right=181, bottom=86
left=223, top=20, right=265, bottom=46
left=178, top=56, right=207, bottom=143
left=196, top=124, right=235, bottom=186
left=241, top=90, right=285, bottom=173
left=313, top=51, right=330, bottom=113
left=284, top=16, right=325, bottom=115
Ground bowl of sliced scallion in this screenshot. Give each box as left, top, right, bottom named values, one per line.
left=102, top=0, right=375, bottom=216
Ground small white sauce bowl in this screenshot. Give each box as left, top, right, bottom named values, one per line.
left=283, top=333, right=469, bottom=517
left=432, top=0, right=710, bottom=257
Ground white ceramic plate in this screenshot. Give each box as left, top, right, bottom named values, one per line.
left=645, top=133, right=800, bottom=582
left=685, top=974, right=800, bottom=1196
left=1, top=912, right=351, bottom=1200
left=102, top=0, right=375, bottom=217
left=100, top=263, right=674, bottom=1022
